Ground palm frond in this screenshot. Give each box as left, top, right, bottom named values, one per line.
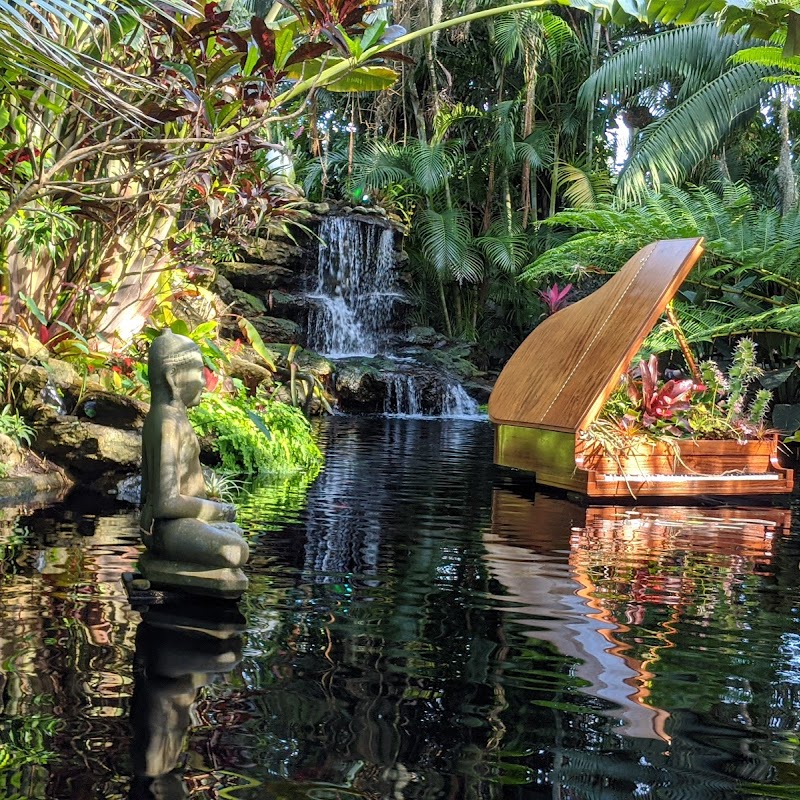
left=618, top=63, right=773, bottom=200
left=558, top=161, right=613, bottom=208
left=579, top=23, right=745, bottom=109
left=1, top=0, right=194, bottom=109
left=407, top=140, right=459, bottom=197
left=416, top=208, right=482, bottom=283
left=433, top=102, right=486, bottom=143
left=731, top=45, right=800, bottom=74
left=475, top=219, right=530, bottom=274
left=514, top=125, right=554, bottom=169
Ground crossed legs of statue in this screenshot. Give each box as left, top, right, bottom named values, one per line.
left=152, top=519, right=250, bottom=569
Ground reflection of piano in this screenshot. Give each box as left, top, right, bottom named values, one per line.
left=489, top=239, right=794, bottom=499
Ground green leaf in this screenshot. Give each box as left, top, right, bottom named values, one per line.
left=246, top=409, right=272, bottom=439
left=237, top=318, right=277, bottom=371
left=204, top=52, right=242, bottom=87
left=18, top=292, right=47, bottom=325
left=243, top=43, right=260, bottom=77
left=361, top=19, right=387, bottom=51
left=12, top=114, right=25, bottom=138
left=163, top=61, right=197, bottom=88
left=286, top=58, right=398, bottom=92
left=325, top=65, right=398, bottom=92
left=274, top=26, right=294, bottom=70
left=169, top=319, right=190, bottom=337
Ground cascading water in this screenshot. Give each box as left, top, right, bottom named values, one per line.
left=306, top=217, right=399, bottom=358
left=306, top=216, right=480, bottom=418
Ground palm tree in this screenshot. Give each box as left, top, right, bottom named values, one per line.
left=580, top=22, right=776, bottom=200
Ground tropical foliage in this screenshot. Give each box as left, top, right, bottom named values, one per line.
left=189, top=388, right=323, bottom=475
left=2, top=0, right=800, bottom=436
left=524, top=184, right=800, bottom=362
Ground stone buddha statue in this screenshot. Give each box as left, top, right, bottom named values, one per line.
left=138, top=330, right=248, bottom=596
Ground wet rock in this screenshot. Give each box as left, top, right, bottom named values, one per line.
left=73, top=391, right=149, bottom=430
left=250, top=315, right=301, bottom=343
left=0, top=433, right=23, bottom=470
left=405, top=326, right=444, bottom=347
left=333, top=358, right=386, bottom=412
left=219, top=261, right=296, bottom=292
left=35, top=417, right=141, bottom=476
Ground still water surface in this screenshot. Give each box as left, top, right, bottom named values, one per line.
left=1, top=417, right=800, bottom=799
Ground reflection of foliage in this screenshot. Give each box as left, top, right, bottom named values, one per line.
left=573, top=517, right=795, bottom=728
left=0, top=713, right=58, bottom=771
left=189, top=391, right=323, bottom=475
left=0, top=522, right=35, bottom=578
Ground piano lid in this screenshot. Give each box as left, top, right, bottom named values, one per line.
left=488, top=238, right=705, bottom=434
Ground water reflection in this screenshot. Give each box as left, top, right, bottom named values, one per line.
left=0, top=418, right=799, bottom=799
left=488, top=486, right=797, bottom=794
left=130, top=599, right=245, bottom=800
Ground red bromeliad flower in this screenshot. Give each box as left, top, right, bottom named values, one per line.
left=628, top=354, right=705, bottom=428
left=538, top=283, right=573, bottom=315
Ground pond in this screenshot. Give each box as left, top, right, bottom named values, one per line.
left=1, top=416, right=800, bottom=799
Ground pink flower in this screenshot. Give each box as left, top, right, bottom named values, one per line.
left=538, top=283, right=573, bottom=314
left=203, top=367, right=219, bottom=392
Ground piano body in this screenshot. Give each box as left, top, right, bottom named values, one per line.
left=488, top=238, right=794, bottom=499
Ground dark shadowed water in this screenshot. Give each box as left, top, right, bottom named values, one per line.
left=2, top=416, right=800, bottom=799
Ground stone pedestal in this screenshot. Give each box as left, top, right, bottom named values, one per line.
left=138, top=552, right=248, bottom=599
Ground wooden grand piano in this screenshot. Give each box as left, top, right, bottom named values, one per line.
left=488, top=238, right=794, bottom=499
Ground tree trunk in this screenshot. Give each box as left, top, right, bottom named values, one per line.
left=438, top=276, right=453, bottom=337
left=778, top=88, right=797, bottom=215
left=520, top=55, right=537, bottom=229
left=585, top=9, right=602, bottom=167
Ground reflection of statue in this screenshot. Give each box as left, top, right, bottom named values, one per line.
left=139, top=330, right=248, bottom=596
left=129, top=599, right=245, bottom=800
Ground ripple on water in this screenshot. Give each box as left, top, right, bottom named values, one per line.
left=0, top=419, right=800, bottom=800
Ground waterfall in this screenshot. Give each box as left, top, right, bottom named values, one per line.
left=306, top=216, right=481, bottom=418
left=384, top=373, right=480, bottom=419
left=383, top=374, right=423, bottom=417
left=306, top=216, right=399, bottom=357
left=441, top=383, right=480, bottom=418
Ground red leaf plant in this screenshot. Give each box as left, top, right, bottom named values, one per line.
left=538, top=282, right=572, bottom=315
left=627, top=354, right=704, bottom=430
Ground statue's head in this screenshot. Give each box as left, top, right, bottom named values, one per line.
left=148, top=330, right=205, bottom=408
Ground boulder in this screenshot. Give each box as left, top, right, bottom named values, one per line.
left=250, top=315, right=302, bottom=343
left=219, top=261, right=296, bottom=292
left=333, top=359, right=385, bottom=412
left=35, top=416, right=141, bottom=476
left=74, top=391, right=149, bottom=430
left=0, top=434, right=23, bottom=470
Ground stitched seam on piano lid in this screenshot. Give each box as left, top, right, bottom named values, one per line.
left=540, top=245, right=657, bottom=423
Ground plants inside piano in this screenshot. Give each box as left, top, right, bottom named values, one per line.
left=582, top=338, right=776, bottom=469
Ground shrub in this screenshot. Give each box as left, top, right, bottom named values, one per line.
left=189, top=391, right=323, bottom=476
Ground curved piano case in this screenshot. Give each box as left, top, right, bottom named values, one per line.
left=488, top=238, right=794, bottom=499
